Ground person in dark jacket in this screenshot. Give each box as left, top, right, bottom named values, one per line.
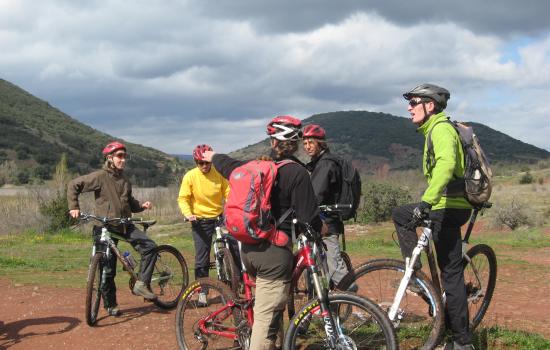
left=203, top=116, right=324, bottom=350
left=302, top=124, right=354, bottom=291
left=68, top=141, right=158, bottom=317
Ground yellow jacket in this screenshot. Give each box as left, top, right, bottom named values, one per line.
left=177, top=167, right=229, bottom=218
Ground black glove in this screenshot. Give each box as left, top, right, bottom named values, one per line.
left=413, top=201, right=432, bottom=221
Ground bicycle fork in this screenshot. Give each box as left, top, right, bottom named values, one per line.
left=388, top=227, right=433, bottom=322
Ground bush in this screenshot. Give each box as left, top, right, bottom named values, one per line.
left=519, top=172, right=534, bottom=184
left=358, top=182, right=412, bottom=223
left=494, top=199, right=533, bottom=230
left=39, top=190, right=74, bottom=232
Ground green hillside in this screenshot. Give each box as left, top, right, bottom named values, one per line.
left=231, top=111, right=550, bottom=172
left=0, top=79, right=184, bottom=186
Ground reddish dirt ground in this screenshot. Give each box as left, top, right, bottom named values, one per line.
left=1, top=257, right=549, bottom=350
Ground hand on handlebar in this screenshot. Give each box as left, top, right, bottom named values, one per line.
left=141, top=201, right=153, bottom=210
left=185, top=215, right=197, bottom=222
left=412, top=201, right=432, bottom=221
left=69, top=209, right=80, bottom=219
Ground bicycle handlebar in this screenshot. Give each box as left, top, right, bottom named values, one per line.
left=319, top=204, right=352, bottom=212
left=79, top=213, right=156, bottom=227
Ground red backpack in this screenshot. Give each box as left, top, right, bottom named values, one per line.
left=224, top=159, right=294, bottom=247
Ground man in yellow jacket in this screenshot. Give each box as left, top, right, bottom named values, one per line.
left=178, top=144, right=230, bottom=303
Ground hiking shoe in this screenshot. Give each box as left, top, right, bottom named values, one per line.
left=443, top=341, right=475, bottom=350
left=106, top=306, right=121, bottom=317
left=133, top=280, right=157, bottom=300
left=197, top=292, right=208, bottom=307
left=346, top=282, right=359, bottom=293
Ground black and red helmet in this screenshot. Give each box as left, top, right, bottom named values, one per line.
left=193, top=144, right=213, bottom=161
left=266, top=115, right=302, bottom=141
left=102, top=141, right=126, bottom=156
left=302, top=124, right=326, bottom=139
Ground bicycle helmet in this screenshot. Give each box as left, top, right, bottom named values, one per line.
left=302, top=124, right=326, bottom=139
left=193, top=144, right=213, bottom=161
left=403, top=83, right=450, bottom=109
left=102, top=141, right=126, bottom=156
left=266, top=115, right=302, bottom=141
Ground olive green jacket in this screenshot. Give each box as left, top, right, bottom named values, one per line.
left=418, top=112, right=472, bottom=210
left=67, top=165, right=144, bottom=219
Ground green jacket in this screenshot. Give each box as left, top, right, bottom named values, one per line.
left=67, top=165, right=144, bottom=220
left=418, top=112, right=472, bottom=210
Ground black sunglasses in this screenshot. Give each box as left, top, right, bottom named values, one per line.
left=408, top=99, right=424, bottom=107
left=196, top=161, right=211, bottom=166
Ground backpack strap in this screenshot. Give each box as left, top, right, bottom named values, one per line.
left=426, top=119, right=466, bottom=198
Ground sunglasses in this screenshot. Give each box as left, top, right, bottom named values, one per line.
left=196, top=161, right=211, bottom=166
left=408, top=99, right=424, bottom=107
left=113, top=152, right=128, bottom=159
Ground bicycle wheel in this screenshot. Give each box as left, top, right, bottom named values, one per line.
left=463, top=243, right=497, bottom=330
left=345, top=258, right=445, bottom=350
left=175, top=278, right=247, bottom=350
left=85, top=253, right=103, bottom=326
left=218, top=247, right=241, bottom=294
left=285, top=292, right=398, bottom=350
left=287, top=267, right=315, bottom=320
left=341, top=251, right=353, bottom=273
left=150, top=245, right=189, bottom=309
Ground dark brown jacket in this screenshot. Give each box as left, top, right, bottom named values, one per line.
left=67, top=165, right=144, bottom=221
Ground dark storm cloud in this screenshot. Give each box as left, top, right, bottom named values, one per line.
left=193, top=0, right=550, bottom=37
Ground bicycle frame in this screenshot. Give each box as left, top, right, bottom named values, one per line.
left=92, top=227, right=138, bottom=281
left=189, top=222, right=345, bottom=347
left=387, top=206, right=487, bottom=322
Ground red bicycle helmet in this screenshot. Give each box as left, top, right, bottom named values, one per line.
left=302, top=124, right=326, bottom=139
left=193, top=144, right=213, bottom=161
left=102, top=141, right=126, bottom=156
left=266, top=115, right=302, bottom=141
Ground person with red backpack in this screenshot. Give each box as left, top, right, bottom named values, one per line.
left=177, top=144, right=230, bottom=305
left=395, top=84, right=474, bottom=350
left=68, top=141, right=158, bottom=317
left=203, top=116, right=324, bottom=350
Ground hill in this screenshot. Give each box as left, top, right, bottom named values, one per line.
left=0, top=79, right=185, bottom=186
left=230, top=111, right=550, bottom=172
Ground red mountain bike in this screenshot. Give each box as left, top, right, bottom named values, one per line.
left=175, top=218, right=397, bottom=350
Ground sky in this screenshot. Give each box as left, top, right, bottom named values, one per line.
left=1, top=0, right=550, bottom=154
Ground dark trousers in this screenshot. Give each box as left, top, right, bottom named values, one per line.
left=93, top=225, right=158, bottom=309
left=392, top=203, right=472, bottom=345
left=192, top=219, right=216, bottom=279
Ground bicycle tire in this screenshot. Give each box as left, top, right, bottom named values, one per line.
left=287, top=266, right=315, bottom=320
left=344, top=258, right=445, bottom=350
left=341, top=251, right=353, bottom=273
left=175, top=278, right=246, bottom=350
left=463, top=243, right=497, bottom=329
left=284, top=292, right=398, bottom=350
left=85, top=253, right=103, bottom=326
left=150, top=245, right=189, bottom=309
left=218, top=247, right=241, bottom=294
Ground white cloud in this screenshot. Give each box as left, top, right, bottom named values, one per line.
left=0, top=1, right=549, bottom=154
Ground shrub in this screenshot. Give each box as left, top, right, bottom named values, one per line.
left=39, top=190, right=74, bottom=232
left=519, top=172, right=534, bottom=184
left=358, top=182, right=412, bottom=223
left=493, top=199, right=533, bottom=230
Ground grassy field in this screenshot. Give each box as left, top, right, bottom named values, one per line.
left=1, top=163, right=549, bottom=348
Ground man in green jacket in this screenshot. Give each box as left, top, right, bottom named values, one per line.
left=68, top=141, right=158, bottom=316
left=393, top=84, right=473, bottom=350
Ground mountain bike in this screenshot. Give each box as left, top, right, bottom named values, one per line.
left=184, top=216, right=241, bottom=293
left=175, top=218, right=398, bottom=350
left=81, top=213, right=189, bottom=326
left=340, top=202, right=497, bottom=349
left=287, top=204, right=354, bottom=321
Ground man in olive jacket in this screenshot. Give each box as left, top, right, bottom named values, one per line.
left=68, top=141, right=157, bottom=316
left=393, top=84, right=473, bottom=350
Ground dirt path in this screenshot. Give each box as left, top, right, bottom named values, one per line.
left=1, top=249, right=549, bottom=349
